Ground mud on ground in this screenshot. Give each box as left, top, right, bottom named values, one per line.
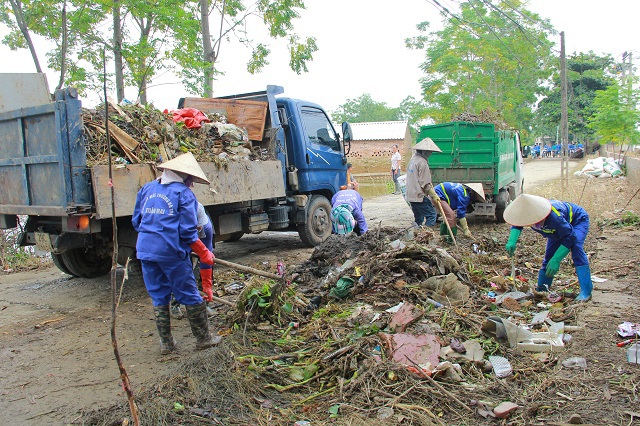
left=1, top=177, right=639, bottom=426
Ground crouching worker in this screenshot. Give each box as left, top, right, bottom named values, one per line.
left=132, top=152, right=222, bottom=355
left=432, top=182, right=485, bottom=237
left=330, top=184, right=368, bottom=236
left=503, top=194, right=592, bottom=302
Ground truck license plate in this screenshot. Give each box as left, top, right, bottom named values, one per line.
left=34, top=232, right=54, bottom=252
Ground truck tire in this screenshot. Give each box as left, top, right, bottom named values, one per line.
left=51, top=253, right=73, bottom=276
left=297, top=195, right=332, bottom=247
left=495, top=189, right=510, bottom=223
left=61, top=248, right=112, bottom=278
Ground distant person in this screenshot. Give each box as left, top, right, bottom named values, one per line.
left=432, top=182, right=485, bottom=237
left=405, top=138, right=442, bottom=227
left=132, top=152, right=222, bottom=355
left=346, top=163, right=359, bottom=191
left=504, top=194, right=592, bottom=302
left=330, top=184, right=367, bottom=236
left=390, top=144, right=402, bottom=194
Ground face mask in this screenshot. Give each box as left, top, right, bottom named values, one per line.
left=184, top=175, right=194, bottom=188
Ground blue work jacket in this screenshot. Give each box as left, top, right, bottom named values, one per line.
left=434, top=182, right=471, bottom=219
left=513, top=200, right=588, bottom=248
left=132, top=179, right=200, bottom=262
left=331, top=189, right=368, bottom=234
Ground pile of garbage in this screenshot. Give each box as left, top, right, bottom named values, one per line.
left=451, top=110, right=510, bottom=130
left=81, top=102, right=270, bottom=167
left=574, top=156, right=624, bottom=178
left=88, top=225, right=602, bottom=425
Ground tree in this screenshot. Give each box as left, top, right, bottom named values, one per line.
left=588, top=79, right=640, bottom=147
left=535, top=52, right=614, bottom=145
left=174, top=0, right=317, bottom=97
left=331, top=94, right=401, bottom=124
left=407, top=0, right=555, bottom=138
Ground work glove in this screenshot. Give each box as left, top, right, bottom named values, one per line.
left=190, top=239, right=214, bottom=266
left=200, top=269, right=213, bottom=303
left=427, top=186, right=441, bottom=205
left=459, top=217, right=472, bottom=237
left=505, top=228, right=521, bottom=257
left=545, top=245, right=571, bottom=277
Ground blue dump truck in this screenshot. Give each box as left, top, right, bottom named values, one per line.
left=0, top=74, right=352, bottom=277
left=418, top=121, right=524, bottom=222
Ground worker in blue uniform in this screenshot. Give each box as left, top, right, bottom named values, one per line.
left=432, top=182, right=485, bottom=238
left=330, top=184, right=368, bottom=236
left=503, top=194, right=592, bottom=302
left=132, top=152, right=222, bottom=355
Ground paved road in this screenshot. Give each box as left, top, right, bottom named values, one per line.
left=522, top=158, right=580, bottom=192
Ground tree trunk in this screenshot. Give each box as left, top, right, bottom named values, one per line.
left=9, top=0, right=43, bottom=73
left=55, top=1, right=68, bottom=91
left=199, top=0, right=214, bottom=97
left=113, top=1, right=125, bottom=102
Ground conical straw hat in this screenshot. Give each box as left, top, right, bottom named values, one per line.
left=464, top=183, right=486, bottom=201
left=413, top=137, right=442, bottom=152
left=503, top=194, right=551, bottom=226
left=157, top=152, right=210, bottom=185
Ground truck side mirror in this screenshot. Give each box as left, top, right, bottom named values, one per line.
left=342, top=122, right=352, bottom=155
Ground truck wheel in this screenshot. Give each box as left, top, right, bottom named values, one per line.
left=61, top=248, right=112, bottom=278
left=495, top=189, right=510, bottom=223
left=297, top=195, right=332, bottom=247
left=51, top=253, right=73, bottom=276
left=226, top=232, right=244, bottom=242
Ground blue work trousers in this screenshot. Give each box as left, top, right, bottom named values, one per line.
left=410, top=198, right=437, bottom=226
left=542, top=216, right=590, bottom=268
left=199, top=222, right=214, bottom=271
left=141, top=257, right=203, bottom=306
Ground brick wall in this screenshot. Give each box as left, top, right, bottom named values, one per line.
left=348, top=139, right=406, bottom=174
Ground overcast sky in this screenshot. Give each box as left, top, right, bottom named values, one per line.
left=1, top=0, right=638, bottom=112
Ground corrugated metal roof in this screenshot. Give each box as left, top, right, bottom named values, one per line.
left=334, top=120, right=409, bottom=141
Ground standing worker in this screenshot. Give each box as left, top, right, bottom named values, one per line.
left=170, top=201, right=216, bottom=319
left=390, top=144, right=402, bottom=194
left=433, top=182, right=485, bottom=237
left=330, top=184, right=368, bottom=236
left=405, top=138, right=442, bottom=227
left=132, top=152, right=222, bottom=355
left=503, top=194, right=592, bottom=302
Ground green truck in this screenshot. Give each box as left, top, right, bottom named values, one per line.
left=418, top=121, right=524, bottom=222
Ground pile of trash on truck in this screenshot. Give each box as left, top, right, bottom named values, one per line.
left=81, top=101, right=271, bottom=167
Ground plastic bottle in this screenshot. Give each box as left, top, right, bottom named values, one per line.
left=627, top=343, right=640, bottom=364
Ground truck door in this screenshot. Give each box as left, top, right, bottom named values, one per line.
left=297, top=106, right=346, bottom=193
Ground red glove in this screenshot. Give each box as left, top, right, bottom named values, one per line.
left=200, top=269, right=213, bottom=302
left=190, top=240, right=214, bottom=266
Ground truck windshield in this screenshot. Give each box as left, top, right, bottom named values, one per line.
left=301, top=107, right=341, bottom=153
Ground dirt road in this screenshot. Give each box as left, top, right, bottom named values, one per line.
left=1, top=157, right=635, bottom=426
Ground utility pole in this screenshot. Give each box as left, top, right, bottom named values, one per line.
left=560, top=32, right=569, bottom=194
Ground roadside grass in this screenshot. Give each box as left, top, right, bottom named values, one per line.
left=0, top=218, right=52, bottom=273
left=527, top=156, right=640, bottom=229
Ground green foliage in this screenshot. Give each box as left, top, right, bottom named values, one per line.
left=331, top=93, right=401, bottom=123
left=407, top=0, right=555, bottom=131
left=588, top=79, right=640, bottom=146
left=535, top=52, right=615, bottom=143
left=0, top=223, right=49, bottom=272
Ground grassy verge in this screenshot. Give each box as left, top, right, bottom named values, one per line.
left=1, top=218, right=52, bottom=273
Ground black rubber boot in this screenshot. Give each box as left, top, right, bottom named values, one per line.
left=186, top=302, right=222, bottom=350
left=153, top=305, right=177, bottom=355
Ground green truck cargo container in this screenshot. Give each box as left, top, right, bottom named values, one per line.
left=417, top=121, right=524, bottom=222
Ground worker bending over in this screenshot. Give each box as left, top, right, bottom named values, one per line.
left=504, top=194, right=592, bottom=302
left=330, top=184, right=368, bottom=236
left=432, top=182, right=485, bottom=237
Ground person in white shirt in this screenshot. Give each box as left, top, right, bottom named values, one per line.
left=390, top=144, right=402, bottom=194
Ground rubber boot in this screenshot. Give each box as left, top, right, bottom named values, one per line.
left=440, top=222, right=457, bottom=243
left=575, top=265, right=593, bottom=302
left=185, top=302, right=222, bottom=350
left=153, top=305, right=177, bottom=355
left=536, top=268, right=553, bottom=292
